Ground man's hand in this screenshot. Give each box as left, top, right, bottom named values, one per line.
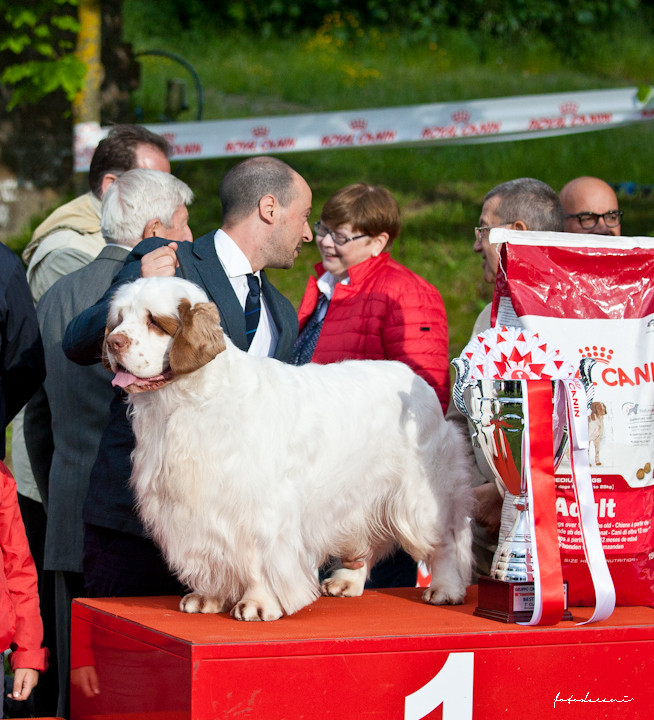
left=474, top=482, right=503, bottom=537
left=9, top=668, right=39, bottom=702
left=141, top=242, right=179, bottom=278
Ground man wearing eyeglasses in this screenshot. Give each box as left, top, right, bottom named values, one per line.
left=560, top=176, right=622, bottom=236
left=472, top=178, right=565, bottom=321
left=457, top=178, right=565, bottom=579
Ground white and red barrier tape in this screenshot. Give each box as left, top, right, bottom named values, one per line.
left=74, top=86, right=654, bottom=172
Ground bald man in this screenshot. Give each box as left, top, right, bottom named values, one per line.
left=560, top=176, right=622, bottom=236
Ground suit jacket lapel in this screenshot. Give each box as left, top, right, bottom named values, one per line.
left=178, top=232, right=248, bottom=350
left=177, top=232, right=297, bottom=358
left=261, top=271, right=296, bottom=361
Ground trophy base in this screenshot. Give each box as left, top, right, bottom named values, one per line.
left=474, top=576, right=573, bottom=623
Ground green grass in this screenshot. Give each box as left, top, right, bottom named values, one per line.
left=12, top=4, right=654, bottom=361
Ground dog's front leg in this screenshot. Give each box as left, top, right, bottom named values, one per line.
left=231, top=583, right=284, bottom=621
left=230, top=543, right=284, bottom=621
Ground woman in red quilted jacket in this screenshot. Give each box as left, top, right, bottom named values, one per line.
left=1, top=460, right=49, bottom=712
left=292, top=183, right=450, bottom=587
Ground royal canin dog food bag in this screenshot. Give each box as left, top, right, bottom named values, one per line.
left=491, top=230, right=654, bottom=607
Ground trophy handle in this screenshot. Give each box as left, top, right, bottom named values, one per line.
left=451, top=357, right=476, bottom=421
left=451, top=357, right=494, bottom=452
left=552, top=381, right=569, bottom=471
left=579, top=357, right=597, bottom=409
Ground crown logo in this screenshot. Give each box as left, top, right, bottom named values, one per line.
left=349, top=118, right=367, bottom=130
left=252, top=126, right=269, bottom=137
left=451, top=110, right=471, bottom=123
left=579, top=345, right=614, bottom=365
left=559, top=102, right=579, bottom=115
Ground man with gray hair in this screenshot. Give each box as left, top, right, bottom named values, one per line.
left=471, top=177, right=565, bottom=330
left=452, top=177, right=565, bottom=578
left=24, top=169, right=193, bottom=718
left=10, top=128, right=172, bottom=718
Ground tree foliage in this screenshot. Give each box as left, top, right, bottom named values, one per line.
left=161, top=0, right=642, bottom=45
left=0, top=0, right=86, bottom=110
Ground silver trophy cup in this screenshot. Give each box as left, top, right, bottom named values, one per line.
left=452, top=358, right=595, bottom=591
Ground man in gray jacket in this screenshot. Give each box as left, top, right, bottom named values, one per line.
left=452, top=177, right=565, bottom=578
left=24, top=169, right=193, bottom=718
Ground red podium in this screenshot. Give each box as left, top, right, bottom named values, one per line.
left=70, top=587, right=654, bottom=720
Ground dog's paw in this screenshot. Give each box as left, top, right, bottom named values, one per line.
left=321, top=577, right=358, bottom=597
left=230, top=598, right=283, bottom=622
left=179, top=593, right=225, bottom=614
left=321, top=568, right=366, bottom=598
left=422, top=585, right=465, bottom=606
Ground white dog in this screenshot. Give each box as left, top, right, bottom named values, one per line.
left=588, top=401, right=607, bottom=466
left=103, top=277, right=473, bottom=621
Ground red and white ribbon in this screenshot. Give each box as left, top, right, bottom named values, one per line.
left=519, top=380, right=565, bottom=625
left=461, top=327, right=615, bottom=625
left=560, top=378, right=616, bottom=624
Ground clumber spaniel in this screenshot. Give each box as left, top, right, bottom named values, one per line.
left=103, top=277, right=473, bottom=621
left=588, top=401, right=607, bottom=466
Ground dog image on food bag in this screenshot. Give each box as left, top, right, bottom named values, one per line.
left=102, top=277, right=473, bottom=621
left=588, top=401, right=608, bottom=466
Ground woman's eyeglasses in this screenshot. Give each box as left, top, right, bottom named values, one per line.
left=313, top=221, right=367, bottom=246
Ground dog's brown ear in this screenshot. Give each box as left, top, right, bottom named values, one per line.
left=169, top=299, right=226, bottom=376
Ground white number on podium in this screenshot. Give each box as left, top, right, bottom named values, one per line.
left=404, top=652, right=474, bottom=720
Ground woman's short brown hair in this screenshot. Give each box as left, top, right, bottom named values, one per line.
left=320, top=183, right=401, bottom=246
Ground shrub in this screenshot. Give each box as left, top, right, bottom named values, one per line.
left=156, top=0, right=643, bottom=48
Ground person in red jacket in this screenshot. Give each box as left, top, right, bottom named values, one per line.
left=293, top=183, right=449, bottom=411
left=292, top=183, right=450, bottom=587
left=1, top=460, right=49, bottom=710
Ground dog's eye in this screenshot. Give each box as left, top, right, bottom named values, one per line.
left=147, top=312, right=178, bottom=336
left=148, top=313, right=163, bottom=331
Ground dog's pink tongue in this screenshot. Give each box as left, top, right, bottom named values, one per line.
left=112, top=370, right=138, bottom=388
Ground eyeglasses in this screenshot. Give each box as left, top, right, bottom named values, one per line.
left=474, top=222, right=514, bottom=242
left=313, top=221, right=367, bottom=246
left=565, top=210, right=623, bottom=230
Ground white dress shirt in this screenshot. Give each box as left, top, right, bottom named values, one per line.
left=315, top=271, right=350, bottom=319
left=213, top=229, right=278, bottom=356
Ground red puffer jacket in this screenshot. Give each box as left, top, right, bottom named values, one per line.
left=0, top=461, right=48, bottom=672
left=297, top=253, right=450, bottom=413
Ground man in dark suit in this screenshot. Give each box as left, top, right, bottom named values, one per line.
left=62, top=156, right=312, bottom=601
left=0, top=244, right=45, bottom=456
left=25, top=168, right=193, bottom=717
